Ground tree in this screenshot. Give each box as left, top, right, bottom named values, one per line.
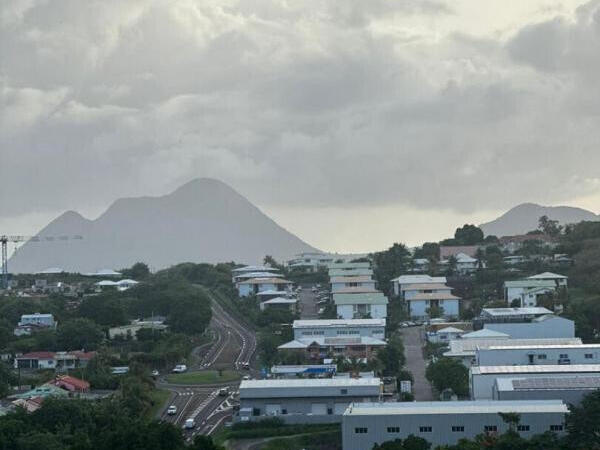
left=538, top=215, right=562, bottom=237
left=191, top=435, right=224, bottom=450
left=0, top=361, right=16, bottom=397
left=376, top=337, right=405, bottom=376
left=425, top=357, right=469, bottom=397
left=413, top=243, right=440, bottom=261
left=57, top=318, right=104, bottom=351
left=454, top=224, right=484, bottom=245
left=446, top=255, right=458, bottom=276
left=425, top=305, right=444, bottom=319
left=566, top=389, right=600, bottom=448
left=498, top=412, right=521, bottom=431
left=372, top=243, right=412, bottom=296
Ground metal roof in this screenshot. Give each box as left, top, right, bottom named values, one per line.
left=401, top=283, right=452, bottom=290
left=240, top=377, right=381, bottom=398
left=271, top=364, right=337, bottom=374
left=528, top=272, right=568, bottom=280
left=391, top=275, right=447, bottom=284
left=333, top=292, right=388, bottom=305
left=445, top=337, right=582, bottom=357
left=330, top=276, right=375, bottom=283
left=503, top=280, right=557, bottom=288
left=237, top=277, right=292, bottom=285
left=344, top=400, right=568, bottom=416
left=486, top=343, right=600, bottom=350
left=232, top=265, right=280, bottom=272
left=262, top=297, right=297, bottom=304
left=461, top=329, right=510, bottom=339
left=278, top=336, right=387, bottom=349
left=482, top=307, right=553, bottom=317
left=496, top=376, right=600, bottom=392
left=328, top=268, right=374, bottom=277
left=408, top=292, right=460, bottom=301
left=293, top=319, right=385, bottom=328
left=472, top=364, right=600, bottom=375
left=327, top=262, right=371, bottom=269
left=241, top=378, right=380, bottom=389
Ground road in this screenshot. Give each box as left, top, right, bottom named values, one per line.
left=298, top=286, right=319, bottom=319
left=157, top=291, right=257, bottom=439
left=400, top=326, right=434, bottom=401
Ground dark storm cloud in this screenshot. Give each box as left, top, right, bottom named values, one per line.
left=1, top=0, right=600, bottom=223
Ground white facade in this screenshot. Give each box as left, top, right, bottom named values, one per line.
left=18, top=313, right=55, bottom=328
left=476, top=344, right=600, bottom=366
left=237, top=278, right=293, bottom=297
left=293, top=319, right=386, bottom=340
left=330, top=277, right=376, bottom=293
left=483, top=315, right=575, bottom=339
left=504, top=280, right=558, bottom=304
left=390, top=275, right=446, bottom=297
left=342, top=400, right=568, bottom=449
left=333, top=293, right=388, bottom=320
left=402, top=283, right=460, bottom=319
left=470, top=364, right=600, bottom=400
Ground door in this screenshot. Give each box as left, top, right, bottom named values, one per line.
left=311, top=403, right=327, bottom=415
left=265, top=404, right=281, bottom=415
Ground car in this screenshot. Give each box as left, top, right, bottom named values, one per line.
left=242, top=375, right=251, bottom=380
left=184, top=418, right=195, bottom=429
left=167, top=405, right=177, bottom=415
left=151, top=369, right=159, bottom=377
left=219, top=387, right=229, bottom=396
left=172, top=364, right=187, bottom=373
left=241, top=362, right=250, bottom=370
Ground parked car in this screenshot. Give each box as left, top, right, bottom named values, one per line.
left=172, top=364, right=187, bottom=373
left=219, top=387, right=229, bottom=396
left=151, top=369, right=159, bottom=377
left=184, top=418, right=196, bottom=429
left=241, top=362, right=250, bottom=370
left=242, top=375, right=251, bottom=380
left=167, top=405, right=177, bottom=415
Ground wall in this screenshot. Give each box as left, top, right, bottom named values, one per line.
left=293, top=325, right=385, bottom=340
left=477, top=347, right=600, bottom=366
left=484, top=318, right=575, bottom=339
left=493, top=387, right=593, bottom=406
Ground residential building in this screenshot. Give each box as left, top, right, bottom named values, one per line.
left=439, top=253, right=482, bottom=274
left=503, top=255, right=527, bottom=265
left=527, top=272, right=568, bottom=287
left=270, top=364, right=337, bottom=378
left=390, top=275, right=446, bottom=297
left=256, top=290, right=290, bottom=301
left=49, top=375, right=90, bottom=393
left=231, top=265, right=280, bottom=275
left=278, top=336, right=386, bottom=362
left=329, top=268, right=374, bottom=278
left=14, top=313, right=56, bottom=336
left=292, top=319, right=386, bottom=340
left=401, top=283, right=460, bottom=319
left=444, top=337, right=582, bottom=367
left=493, top=376, right=600, bottom=406
left=409, top=258, right=430, bottom=272
left=504, top=279, right=560, bottom=305
left=342, top=400, right=568, bottom=449
left=499, top=234, right=556, bottom=254
left=237, top=277, right=293, bottom=297
left=108, top=318, right=168, bottom=339
left=470, top=364, right=600, bottom=400
left=330, top=276, right=376, bottom=293
left=236, top=378, right=381, bottom=424
left=14, top=351, right=96, bottom=371
left=327, top=262, right=371, bottom=270
left=427, top=326, right=465, bottom=344
left=333, top=292, right=388, bottom=319
left=259, top=297, right=298, bottom=313
left=476, top=343, right=600, bottom=366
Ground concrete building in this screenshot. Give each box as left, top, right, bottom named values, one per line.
left=237, top=378, right=381, bottom=424
left=342, top=400, right=568, bottom=449
left=278, top=336, right=387, bottom=362
left=333, top=292, right=388, bottom=319
left=401, top=283, right=460, bottom=319
left=470, top=364, right=600, bottom=400
left=328, top=262, right=371, bottom=270
left=504, top=280, right=558, bottom=305
left=390, top=275, right=446, bottom=297
left=483, top=315, right=575, bottom=339
left=476, top=343, right=600, bottom=366
left=108, top=318, right=168, bottom=339
left=237, top=277, right=293, bottom=297
left=329, top=268, right=374, bottom=278
left=292, top=319, right=386, bottom=340
left=493, top=376, right=600, bottom=406
left=440, top=252, right=482, bottom=274
left=259, top=296, right=298, bottom=313
left=270, top=364, right=337, bottom=378
left=330, top=276, right=376, bottom=293
left=444, top=337, right=582, bottom=367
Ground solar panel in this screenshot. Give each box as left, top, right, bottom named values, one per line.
left=512, top=376, right=600, bottom=390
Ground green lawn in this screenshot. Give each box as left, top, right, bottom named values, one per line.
left=166, top=370, right=241, bottom=385
left=147, top=388, right=171, bottom=419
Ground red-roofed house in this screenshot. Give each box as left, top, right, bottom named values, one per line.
left=51, top=375, right=90, bottom=393
left=14, top=352, right=56, bottom=369
left=14, top=351, right=96, bottom=370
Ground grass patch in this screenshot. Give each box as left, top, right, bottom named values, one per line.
left=147, top=388, right=171, bottom=418
left=260, top=430, right=342, bottom=450
left=221, top=419, right=340, bottom=440
left=165, top=370, right=241, bottom=385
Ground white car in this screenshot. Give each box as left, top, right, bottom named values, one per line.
left=184, top=418, right=196, bottom=429
left=172, top=364, right=187, bottom=373
left=167, top=405, right=177, bottom=415
left=151, top=369, right=159, bottom=377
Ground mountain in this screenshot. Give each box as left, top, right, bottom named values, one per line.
left=479, top=202, right=599, bottom=237
left=9, top=178, right=318, bottom=273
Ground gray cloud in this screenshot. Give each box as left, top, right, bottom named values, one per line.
left=1, top=0, right=600, bottom=229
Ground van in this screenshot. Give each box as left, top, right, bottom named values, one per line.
left=184, top=418, right=195, bottom=429
left=172, top=364, right=187, bottom=373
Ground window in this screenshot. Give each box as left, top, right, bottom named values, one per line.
left=340, top=389, right=348, bottom=395
left=355, top=427, right=368, bottom=434
left=517, top=425, right=530, bottom=432
left=302, top=331, right=313, bottom=336
left=327, top=408, right=333, bottom=415
left=550, top=425, right=564, bottom=432
left=537, top=354, right=547, bottom=360
left=419, top=426, right=432, bottom=433
left=559, top=354, right=569, bottom=359
left=484, top=425, right=498, bottom=432
left=585, top=353, right=594, bottom=359
left=387, top=427, right=400, bottom=433
left=337, top=330, right=348, bottom=335
left=281, top=409, right=287, bottom=415
left=252, top=408, right=260, bottom=416
left=313, top=331, right=324, bottom=335
left=452, top=426, right=464, bottom=432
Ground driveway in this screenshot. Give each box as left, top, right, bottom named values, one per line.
left=401, top=326, right=434, bottom=401
left=298, top=287, right=319, bottom=319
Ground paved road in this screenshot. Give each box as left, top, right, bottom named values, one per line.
left=401, top=326, right=434, bottom=401
left=298, top=287, right=319, bottom=319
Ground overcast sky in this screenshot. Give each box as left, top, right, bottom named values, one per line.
left=2, top=0, right=600, bottom=253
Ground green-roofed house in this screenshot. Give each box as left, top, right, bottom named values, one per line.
left=504, top=279, right=558, bottom=307
left=333, top=292, right=388, bottom=319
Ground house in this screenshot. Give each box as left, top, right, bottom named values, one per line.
left=482, top=314, right=575, bottom=339
left=503, top=255, right=527, bottom=265
left=108, top=318, right=168, bottom=339
left=470, top=364, right=600, bottom=400
left=287, top=252, right=337, bottom=271
left=327, top=262, right=371, bottom=270
left=341, top=400, right=567, bottom=449
left=14, top=352, right=56, bottom=370
left=443, top=337, right=582, bottom=367
left=278, top=336, right=387, bottom=362
left=493, top=376, right=600, bottom=406
left=527, top=272, right=568, bottom=287
left=390, top=275, right=446, bottom=297
left=401, top=283, right=460, bottom=320
left=439, top=253, right=481, bottom=274
left=409, top=258, right=430, bottom=272
left=259, top=297, right=298, bottom=313
left=476, top=343, right=600, bottom=367
left=14, top=313, right=56, bottom=336
left=270, top=364, right=337, bottom=378
left=237, top=277, right=293, bottom=297
left=14, top=351, right=95, bottom=371
left=330, top=276, right=376, bottom=293
left=328, top=268, right=374, bottom=278
left=333, top=293, right=388, bottom=320
left=237, top=378, right=381, bottom=424
left=50, top=375, right=90, bottom=393
left=504, top=278, right=564, bottom=305
left=256, top=290, right=290, bottom=301
left=499, top=234, right=556, bottom=254
left=439, top=245, right=480, bottom=259
left=427, top=326, right=465, bottom=344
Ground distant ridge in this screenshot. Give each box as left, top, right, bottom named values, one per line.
left=480, top=202, right=599, bottom=236
left=9, top=178, right=318, bottom=273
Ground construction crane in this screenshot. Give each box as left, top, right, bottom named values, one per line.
left=0, top=234, right=84, bottom=289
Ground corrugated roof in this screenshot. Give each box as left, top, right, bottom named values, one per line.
left=445, top=337, right=582, bottom=357
left=330, top=276, right=375, bottom=283
left=486, top=343, right=600, bottom=350
left=482, top=307, right=553, bottom=316
left=238, top=277, right=292, bottom=285
left=391, top=275, right=447, bottom=284
left=293, top=319, right=385, bottom=328
left=241, top=378, right=380, bottom=389
left=472, top=364, right=600, bottom=375
left=401, top=283, right=452, bottom=290
left=528, top=272, right=568, bottom=280
left=278, top=336, right=387, bottom=349
left=496, top=376, right=600, bottom=392
left=504, top=280, right=557, bottom=288
left=408, top=292, right=460, bottom=301
left=461, top=329, right=510, bottom=339
left=333, top=292, right=388, bottom=305
left=344, top=400, right=568, bottom=415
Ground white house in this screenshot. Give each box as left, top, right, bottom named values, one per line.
left=504, top=280, right=559, bottom=305
left=402, top=283, right=460, bottom=320
left=259, top=297, right=298, bottom=313
left=238, top=277, right=293, bottom=297
left=390, top=275, right=446, bottom=297
left=14, top=313, right=56, bottom=336
left=427, top=326, right=466, bottom=344
left=440, top=252, right=482, bottom=273
left=527, top=272, right=568, bottom=287
left=330, top=276, right=376, bottom=293
left=328, top=268, right=374, bottom=278
left=333, top=293, right=388, bottom=320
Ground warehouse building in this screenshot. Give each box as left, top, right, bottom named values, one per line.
left=476, top=343, right=600, bottom=366
left=493, top=376, right=600, bottom=406
left=470, top=364, right=600, bottom=399
left=237, top=378, right=381, bottom=424
left=292, top=319, right=386, bottom=340
left=341, top=400, right=568, bottom=449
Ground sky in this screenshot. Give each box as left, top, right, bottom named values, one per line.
left=2, top=0, right=600, bottom=253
